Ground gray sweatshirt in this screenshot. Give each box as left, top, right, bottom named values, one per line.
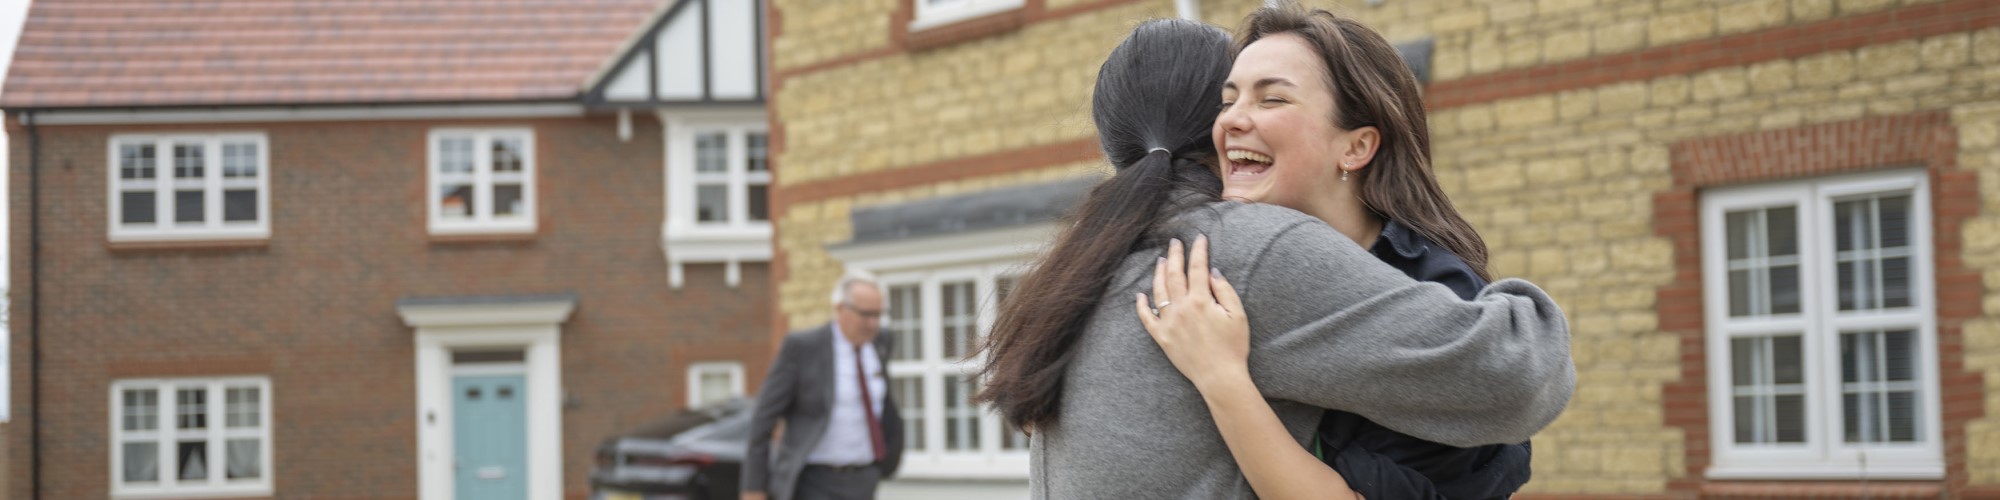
left=1030, top=201, right=1574, bottom=499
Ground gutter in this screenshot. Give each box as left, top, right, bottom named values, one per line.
left=24, top=109, right=41, bottom=500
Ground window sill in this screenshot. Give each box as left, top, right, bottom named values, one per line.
left=107, top=238, right=269, bottom=253
left=112, top=485, right=272, bottom=499
left=428, top=221, right=538, bottom=240
left=661, top=224, right=771, bottom=289
left=429, top=230, right=541, bottom=245
left=1699, top=480, right=1942, bottom=498
left=901, top=1, right=1025, bottom=51
left=1704, top=463, right=1944, bottom=480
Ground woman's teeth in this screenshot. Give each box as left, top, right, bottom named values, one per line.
left=1226, top=150, right=1272, bottom=164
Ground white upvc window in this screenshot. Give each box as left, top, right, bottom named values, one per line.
left=427, top=128, right=537, bottom=235
left=910, top=0, right=1025, bottom=31
left=661, top=111, right=772, bottom=288
left=879, top=262, right=1028, bottom=478
left=1700, top=169, right=1943, bottom=479
left=687, top=361, right=746, bottom=408
left=110, top=377, right=273, bottom=499
left=107, top=134, right=271, bottom=242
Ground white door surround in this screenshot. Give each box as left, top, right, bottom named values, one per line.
left=398, top=295, right=575, bottom=500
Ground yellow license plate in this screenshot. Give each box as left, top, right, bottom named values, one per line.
left=602, top=491, right=643, bottom=500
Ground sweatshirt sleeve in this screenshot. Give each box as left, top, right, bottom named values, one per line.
left=1232, top=216, right=1575, bottom=447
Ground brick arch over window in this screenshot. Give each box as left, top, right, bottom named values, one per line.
left=1653, top=111, right=1987, bottom=497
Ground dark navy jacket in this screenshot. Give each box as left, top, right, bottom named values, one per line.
left=1316, top=220, right=1533, bottom=500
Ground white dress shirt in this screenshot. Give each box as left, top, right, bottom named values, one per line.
left=806, top=322, right=888, bottom=466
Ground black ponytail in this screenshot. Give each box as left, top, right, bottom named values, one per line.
left=976, top=18, right=1233, bottom=430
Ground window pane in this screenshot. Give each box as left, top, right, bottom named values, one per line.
left=492, top=137, right=524, bottom=173
left=698, top=371, right=733, bottom=407
left=177, top=440, right=208, bottom=480
left=121, top=143, right=157, bottom=180
left=890, top=376, right=924, bottom=450
left=1842, top=330, right=1921, bottom=444
left=493, top=184, right=524, bottom=217
left=1766, top=206, right=1797, bottom=256
left=226, top=439, right=261, bottom=479
left=1724, top=207, right=1796, bottom=317
left=224, top=189, right=257, bottom=223
left=123, top=389, right=158, bottom=431
left=1880, top=195, right=1909, bottom=248
left=1839, top=259, right=1876, bottom=311
left=226, top=387, right=260, bottom=429
left=222, top=142, right=258, bottom=178
left=439, top=137, right=475, bottom=173
left=439, top=184, right=474, bottom=219
left=177, top=388, right=207, bottom=430
left=1882, top=257, right=1911, bottom=308
left=1727, top=269, right=1750, bottom=317
left=1771, top=335, right=1802, bottom=385
left=1725, top=211, right=1751, bottom=260
left=1730, top=335, right=1805, bottom=444
left=1836, top=200, right=1864, bottom=252
left=175, top=190, right=205, bottom=223
left=1769, top=265, right=1800, bottom=315
left=696, top=184, right=729, bottom=223
left=696, top=133, right=727, bottom=173
left=944, top=374, right=980, bottom=451
left=123, top=442, right=159, bottom=483
left=746, top=133, right=769, bottom=172
left=941, top=281, right=977, bottom=359
left=173, top=143, right=204, bottom=179
left=748, top=184, right=769, bottom=222
left=1773, top=394, right=1805, bottom=443
left=122, top=191, right=157, bottom=225
left=887, top=285, right=922, bottom=362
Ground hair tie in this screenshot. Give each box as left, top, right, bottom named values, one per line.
left=1147, top=147, right=1171, bottom=156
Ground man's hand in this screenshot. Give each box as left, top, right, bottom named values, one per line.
left=742, top=492, right=768, bottom=500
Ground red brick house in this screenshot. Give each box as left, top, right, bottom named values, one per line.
left=2, top=0, right=775, bottom=498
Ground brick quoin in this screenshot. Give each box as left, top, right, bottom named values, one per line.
left=1651, top=111, right=1987, bottom=498
left=6, top=115, right=773, bottom=498
left=1427, top=0, right=2000, bottom=110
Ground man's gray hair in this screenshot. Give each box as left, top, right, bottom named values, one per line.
left=830, top=270, right=881, bottom=306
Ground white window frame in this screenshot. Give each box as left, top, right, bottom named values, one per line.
left=828, top=222, right=1056, bottom=480
left=106, top=133, right=271, bottom=242
left=910, top=0, right=1025, bottom=31
left=686, top=361, right=746, bottom=407
left=109, top=376, right=273, bottom=499
left=877, top=262, right=1029, bottom=479
left=660, top=110, right=772, bottom=288
left=1700, top=169, right=1943, bottom=479
left=426, top=128, right=537, bottom=235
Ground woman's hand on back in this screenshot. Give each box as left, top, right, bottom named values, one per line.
left=1137, top=235, right=1253, bottom=391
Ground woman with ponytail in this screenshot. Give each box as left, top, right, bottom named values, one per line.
left=975, top=15, right=1572, bottom=499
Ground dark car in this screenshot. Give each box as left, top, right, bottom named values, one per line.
left=591, top=398, right=753, bottom=500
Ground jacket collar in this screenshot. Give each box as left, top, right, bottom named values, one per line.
left=1373, top=219, right=1427, bottom=259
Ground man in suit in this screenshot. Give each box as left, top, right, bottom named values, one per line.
left=743, top=272, right=903, bottom=500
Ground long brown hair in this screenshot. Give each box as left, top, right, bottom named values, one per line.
left=974, top=18, right=1232, bottom=430
left=1236, top=2, right=1492, bottom=280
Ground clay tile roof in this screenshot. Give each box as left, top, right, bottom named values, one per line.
left=1, top=0, right=668, bottom=109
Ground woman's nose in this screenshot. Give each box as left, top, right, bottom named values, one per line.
left=1217, top=104, right=1251, bottom=133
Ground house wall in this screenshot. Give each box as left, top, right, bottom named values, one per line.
left=769, top=0, right=1999, bottom=497
left=5, top=114, right=774, bottom=498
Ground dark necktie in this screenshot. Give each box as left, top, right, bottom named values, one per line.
left=854, top=344, right=887, bottom=462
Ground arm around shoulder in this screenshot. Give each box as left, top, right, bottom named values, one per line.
left=1236, top=220, right=1575, bottom=447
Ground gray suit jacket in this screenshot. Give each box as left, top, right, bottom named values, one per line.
left=743, top=324, right=904, bottom=500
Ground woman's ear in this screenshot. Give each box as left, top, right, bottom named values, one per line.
left=1344, top=126, right=1382, bottom=173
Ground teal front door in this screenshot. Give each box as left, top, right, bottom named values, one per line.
left=453, top=374, right=528, bottom=500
